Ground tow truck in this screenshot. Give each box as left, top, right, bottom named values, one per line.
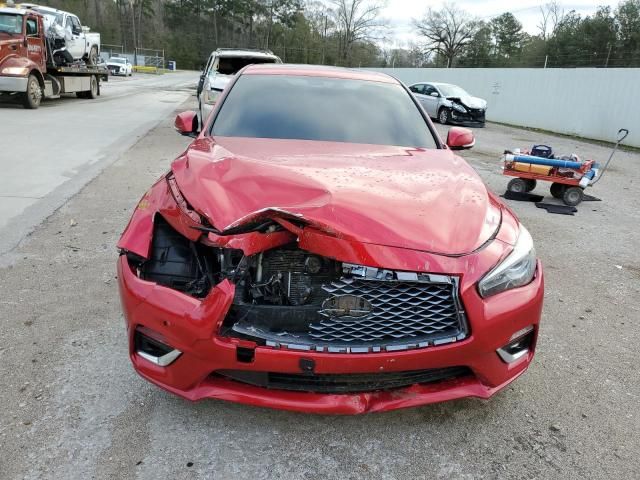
left=0, top=5, right=107, bottom=109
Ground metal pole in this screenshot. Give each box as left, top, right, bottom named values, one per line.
left=605, top=44, right=612, bottom=68
left=544, top=55, right=548, bottom=68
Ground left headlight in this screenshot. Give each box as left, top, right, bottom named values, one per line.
left=1, top=66, right=29, bottom=76
left=452, top=103, right=467, bottom=113
left=478, top=225, right=537, bottom=298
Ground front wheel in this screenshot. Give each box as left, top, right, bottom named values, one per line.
left=438, top=107, right=450, bottom=124
left=22, top=74, right=42, bottom=109
left=87, top=46, right=98, bottom=66
left=507, top=178, right=528, bottom=193
left=563, top=186, right=584, bottom=207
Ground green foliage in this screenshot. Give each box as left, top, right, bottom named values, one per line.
left=35, top=0, right=640, bottom=68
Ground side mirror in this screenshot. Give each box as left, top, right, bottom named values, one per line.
left=430, top=91, right=439, bottom=97
left=446, top=127, right=475, bottom=150
left=175, top=111, right=199, bottom=138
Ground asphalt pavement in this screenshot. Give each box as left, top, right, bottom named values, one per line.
left=0, top=71, right=199, bottom=263
left=0, top=92, right=639, bottom=479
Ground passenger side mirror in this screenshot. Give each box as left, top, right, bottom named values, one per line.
left=175, top=111, right=199, bottom=138
left=446, top=127, right=475, bottom=150
left=430, top=91, right=439, bottom=97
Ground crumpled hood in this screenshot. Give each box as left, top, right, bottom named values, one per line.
left=447, top=95, right=487, bottom=110
left=210, top=73, right=233, bottom=91
left=171, top=137, right=502, bottom=256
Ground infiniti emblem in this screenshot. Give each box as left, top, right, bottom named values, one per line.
left=320, top=295, right=372, bottom=318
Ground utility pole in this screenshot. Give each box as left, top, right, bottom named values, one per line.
left=605, top=44, right=612, bottom=68
left=544, top=55, right=548, bottom=69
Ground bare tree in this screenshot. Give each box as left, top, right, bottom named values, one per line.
left=413, top=3, right=478, bottom=68
left=538, top=1, right=565, bottom=40
left=331, top=0, right=385, bottom=66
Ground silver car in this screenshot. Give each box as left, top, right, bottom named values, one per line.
left=197, top=48, right=281, bottom=128
left=409, top=82, right=487, bottom=126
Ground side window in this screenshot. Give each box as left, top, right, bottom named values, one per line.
left=424, top=85, right=438, bottom=96
left=70, top=16, right=81, bottom=34
left=26, top=18, right=38, bottom=36
left=410, top=84, right=424, bottom=94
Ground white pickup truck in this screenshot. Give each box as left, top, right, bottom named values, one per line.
left=27, top=4, right=100, bottom=64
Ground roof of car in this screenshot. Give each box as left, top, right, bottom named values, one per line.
left=0, top=6, right=28, bottom=14
left=215, top=49, right=279, bottom=59
left=242, top=64, right=398, bottom=84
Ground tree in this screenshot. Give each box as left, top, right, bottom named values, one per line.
left=413, top=3, right=478, bottom=67
left=458, top=21, right=492, bottom=67
left=615, top=0, right=640, bottom=64
left=538, top=1, right=564, bottom=40
left=331, top=0, right=384, bottom=66
left=490, top=12, right=523, bottom=61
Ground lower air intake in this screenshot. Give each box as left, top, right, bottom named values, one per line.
left=215, top=366, right=472, bottom=394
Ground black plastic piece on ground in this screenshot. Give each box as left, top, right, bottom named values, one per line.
left=582, top=194, right=602, bottom=201
left=535, top=203, right=577, bottom=215
left=503, top=191, right=545, bottom=202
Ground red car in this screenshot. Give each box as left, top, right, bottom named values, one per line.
left=117, top=64, right=543, bottom=414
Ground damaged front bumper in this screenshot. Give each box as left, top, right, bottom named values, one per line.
left=116, top=175, right=544, bottom=414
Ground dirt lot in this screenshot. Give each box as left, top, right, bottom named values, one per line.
left=1, top=102, right=638, bottom=479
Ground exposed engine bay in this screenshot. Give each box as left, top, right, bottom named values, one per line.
left=127, top=217, right=468, bottom=353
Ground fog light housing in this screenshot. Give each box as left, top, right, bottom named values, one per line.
left=497, top=326, right=534, bottom=363
left=135, top=326, right=182, bottom=366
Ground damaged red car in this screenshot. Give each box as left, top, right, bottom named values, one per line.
left=117, top=64, right=544, bottom=414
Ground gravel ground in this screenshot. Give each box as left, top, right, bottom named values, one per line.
left=1, top=102, right=638, bottom=479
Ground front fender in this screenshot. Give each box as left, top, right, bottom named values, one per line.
left=0, top=54, right=41, bottom=76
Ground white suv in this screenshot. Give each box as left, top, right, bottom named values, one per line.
left=197, top=49, right=281, bottom=128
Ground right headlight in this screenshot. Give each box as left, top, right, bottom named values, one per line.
left=478, top=225, right=536, bottom=298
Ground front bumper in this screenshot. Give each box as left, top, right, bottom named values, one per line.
left=0, top=75, right=28, bottom=93
left=117, top=251, right=544, bottom=414
left=450, top=109, right=486, bottom=126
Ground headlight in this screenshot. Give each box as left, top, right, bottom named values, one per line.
left=478, top=226, right=536, bottom=298
left=203, top=88, right=221, bottom=105
left=453, top=103, right=467, bottom=113
left=1, top=66, right=29, bottom=76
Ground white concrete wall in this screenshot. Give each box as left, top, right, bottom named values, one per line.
left=368, top=68, right=640, bottom=148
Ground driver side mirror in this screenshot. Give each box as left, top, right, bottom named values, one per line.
left=430, top=91, right=439, bottom=97
left=446, top=127, right=475, bottom=150
left=175, top=111, right=199, bottom=138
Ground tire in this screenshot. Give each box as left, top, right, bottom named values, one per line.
left=87, top=75, right=98, bottom=99
left=563, top=186, right=584, bottom=207
left=550, top=182, right=566, bottom=199
left=507, top=178, right=528, bottom=193
left=22, top=74, right=42, bottom=109
left=438, top=107, right=450, bottom=124
left=87, top=46, right=98, bottom=66
left=524, top=179, right=537, bottom=192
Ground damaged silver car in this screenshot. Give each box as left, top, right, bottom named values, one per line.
left=409, top=82, right=487, bottom=126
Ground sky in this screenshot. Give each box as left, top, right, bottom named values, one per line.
left=381, top=0, right=621, bottom=48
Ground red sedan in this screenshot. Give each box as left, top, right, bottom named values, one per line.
left=117, top=64, right=543, bottom=414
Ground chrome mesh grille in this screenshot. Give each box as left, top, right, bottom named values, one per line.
left=310, top=278, right=464, bottom=344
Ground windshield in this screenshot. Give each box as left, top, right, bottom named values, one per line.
left=32, top=8, right=63, bottom=26
left=211, top=75, right=437, bottom=148
left=216, top=56, right=278, bottom=75
left=437, top=84, right=469, bottom=98
left=109, top=58, right=126, bottom=64
left=0, top=13, right=22, bottom=34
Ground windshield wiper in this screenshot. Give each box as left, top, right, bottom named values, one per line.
left=0, top=29, right=17, bottom=36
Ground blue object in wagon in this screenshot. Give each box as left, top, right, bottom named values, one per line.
left=505, top=154, right=583, bottom=170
